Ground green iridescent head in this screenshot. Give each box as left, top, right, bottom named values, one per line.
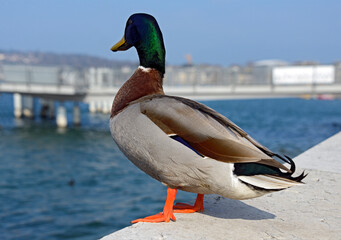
left=111, top=13, right=166, bottom=76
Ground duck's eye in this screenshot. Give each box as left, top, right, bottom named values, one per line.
left=128, top=19, right=133, bottom=25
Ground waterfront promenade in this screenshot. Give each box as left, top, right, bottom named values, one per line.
left=101, top=132, right=341, bottom=240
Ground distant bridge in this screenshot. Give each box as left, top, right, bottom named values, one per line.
left=1, top=64, right=340, bottom=127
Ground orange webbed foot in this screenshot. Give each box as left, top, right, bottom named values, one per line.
left=174, top=194, right=204, bottom=213
left=131, top=212, right=176, bottom=223
left=131, top=188, right=177, bottom=223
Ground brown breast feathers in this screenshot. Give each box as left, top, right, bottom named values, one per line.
left=111, top=67, right=164, bottom=118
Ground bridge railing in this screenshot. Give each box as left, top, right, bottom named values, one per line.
left=1, top=64, right=341, bottom=95
left=0, top=64, right=88, bottom=92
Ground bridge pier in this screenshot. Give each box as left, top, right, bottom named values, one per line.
left=101, top=101, right=111, bottom=114
left=73, top=103, right=81, bottom=126
left=56, top=103, right=67, bottom=128
left=48, top=100, right=55, bottom=119
left=88, top=100, right=112, bottom=114
left=89, top=101, right=96, bottom=113
left=22, top=95, right=35, bottom=119
left=13, top=93, right=22, bottom=118
left=96, top=101, right=102, bottom=113
left=40, top=99, right=55, bottom=119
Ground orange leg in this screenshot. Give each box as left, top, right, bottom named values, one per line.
left=174, top=194, right=204, bottom=213
left=131, top=188, right=177, bottom=223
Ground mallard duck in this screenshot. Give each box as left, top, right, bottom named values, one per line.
left=110, top=13, right=306, bottom=223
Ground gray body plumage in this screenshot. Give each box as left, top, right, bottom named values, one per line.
left=110, top=96, right=295, bottom=200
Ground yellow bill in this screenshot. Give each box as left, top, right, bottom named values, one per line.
left=111, top=36, right=132, bottom=52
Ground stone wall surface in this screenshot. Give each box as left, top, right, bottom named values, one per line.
left=101, top=132, right=341, bottom=240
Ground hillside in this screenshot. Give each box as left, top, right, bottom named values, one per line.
left=0, top=50, right=137, bottom=68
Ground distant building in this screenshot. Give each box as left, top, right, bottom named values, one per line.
left=335, top=62, right=341, bottom=84
left=251, top=60, right=289, bottom=85
left=86, top=66, right=135, bottom=89
left=272, top=65, right=335, bottom=85
left=164, top=65, right=224, bottom=86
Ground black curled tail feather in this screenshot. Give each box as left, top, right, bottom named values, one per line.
left=283, top=155, right=307, bottom=182
left=277, top=154, right=307, bottom=182
left=234, top=154, right=307, bottom=183
left=284, top=155, right=296, bottom=173
left=255, top=144, right=307, bottom=182
left=267, top=153, right=307, bottom=182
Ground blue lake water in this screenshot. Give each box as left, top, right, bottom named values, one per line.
left=0, top=93, right=341, bottom=239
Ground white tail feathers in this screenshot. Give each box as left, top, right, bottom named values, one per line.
left=238, top=174, right=303, bottom=190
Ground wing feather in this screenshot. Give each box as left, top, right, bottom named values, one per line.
left=136, top=95, right=290, bottom=171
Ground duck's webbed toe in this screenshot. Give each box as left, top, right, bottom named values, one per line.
left=174, top=194, right=204, bottom=213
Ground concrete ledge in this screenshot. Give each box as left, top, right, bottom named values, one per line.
left=295, top=132, right=341, bottom=173
left=101, top=132, right=341, bottom=240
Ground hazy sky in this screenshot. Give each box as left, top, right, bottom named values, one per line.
left=1, top=0, right=340, bottom=66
